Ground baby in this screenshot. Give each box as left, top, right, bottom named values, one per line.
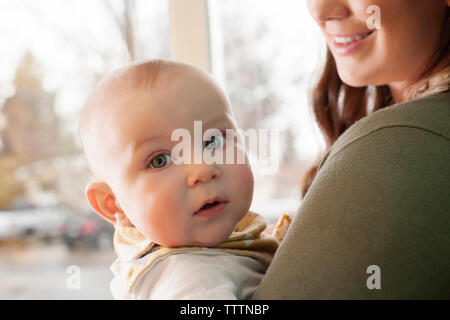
left=78, top=59, right=290, bottom=299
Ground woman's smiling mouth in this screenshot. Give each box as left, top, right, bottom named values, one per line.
left=330, top=30, right=375, bottom=56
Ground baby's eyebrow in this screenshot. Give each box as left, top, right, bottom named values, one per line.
left=130, top=134, right=165, bottom=156
left=205, top=115, right=231, bottom=127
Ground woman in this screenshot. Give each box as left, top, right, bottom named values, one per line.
left=253, top=0, right=450, bottom=299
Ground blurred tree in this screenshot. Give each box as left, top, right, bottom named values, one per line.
left=220, top=5, right=301, bottom=168
left=222, top=20, right=280, bottom=130
left=2, top=52, right=60, bottom=161
left=0, top=156, right=23, bottom=209
left=220, top=3, right=300, bottom=167
left=0, top=52, right=77, bottom=209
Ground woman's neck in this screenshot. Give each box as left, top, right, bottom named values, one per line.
left=389, top=63, right=450, bottom=104
left=388, top=81, right=410, bottom=104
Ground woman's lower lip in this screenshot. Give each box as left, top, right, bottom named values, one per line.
left=331, top=32, right=374, bottom=56
left=194, top=202, right=227, bottom=218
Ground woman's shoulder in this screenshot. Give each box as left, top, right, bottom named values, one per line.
left=330, top=91, right=450, bottom=156
left=353, top=91, right=448, bottom=138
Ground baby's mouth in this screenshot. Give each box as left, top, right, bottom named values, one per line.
left=201, top=201, right=220, bottom=210
left=194, top=197, right=228, bottom=216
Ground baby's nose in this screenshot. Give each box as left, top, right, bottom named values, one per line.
left=186, top=163, right=221, bottom=187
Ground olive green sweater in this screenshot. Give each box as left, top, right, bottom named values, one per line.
left=253, top=91, right=450, bottom=299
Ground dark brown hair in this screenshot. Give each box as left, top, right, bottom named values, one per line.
left=301, top=7, right=450, bottom=198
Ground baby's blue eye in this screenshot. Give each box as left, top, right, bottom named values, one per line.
left=149, top=153, right=172, bottom=169
left=205, top=135, right=225, bottom=150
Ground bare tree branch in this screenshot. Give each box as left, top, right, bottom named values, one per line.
left=102, top=0, right=136, bottom=62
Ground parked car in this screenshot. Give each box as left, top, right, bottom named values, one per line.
left=0, top=206, right=113, bottom=250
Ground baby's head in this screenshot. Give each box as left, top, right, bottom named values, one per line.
left=79, top=60, right=254, bottom=247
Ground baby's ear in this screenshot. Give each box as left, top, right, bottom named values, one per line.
left=85, top=181, right=121, bottom=224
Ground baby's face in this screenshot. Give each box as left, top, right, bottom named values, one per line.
left=105, top=69, right=254, bottom=247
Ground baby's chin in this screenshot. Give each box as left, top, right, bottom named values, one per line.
left=189, top=228, right=235, bottom=248
left=149, top=209, right=249, bottom=248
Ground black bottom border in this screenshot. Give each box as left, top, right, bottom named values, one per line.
left=0, top=300, right=448, bottom=318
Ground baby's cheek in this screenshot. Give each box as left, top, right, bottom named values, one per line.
left=140, top=187, right=187, bottom=241
left=227, top=163, right=254, bottom=206
left=150, top=189, right=184, bottom=217
left=237, top=164, right=254, bottom=189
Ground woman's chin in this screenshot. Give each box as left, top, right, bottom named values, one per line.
left=337, top=70, right=373, bottom=88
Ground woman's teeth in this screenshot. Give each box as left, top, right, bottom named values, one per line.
left=334, top=32, right=372, bottom=44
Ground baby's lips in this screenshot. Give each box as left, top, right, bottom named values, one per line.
left=194, top=196, right=228, bottom=214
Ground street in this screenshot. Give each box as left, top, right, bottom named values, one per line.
left=0, top=241, right=116, bottom=299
